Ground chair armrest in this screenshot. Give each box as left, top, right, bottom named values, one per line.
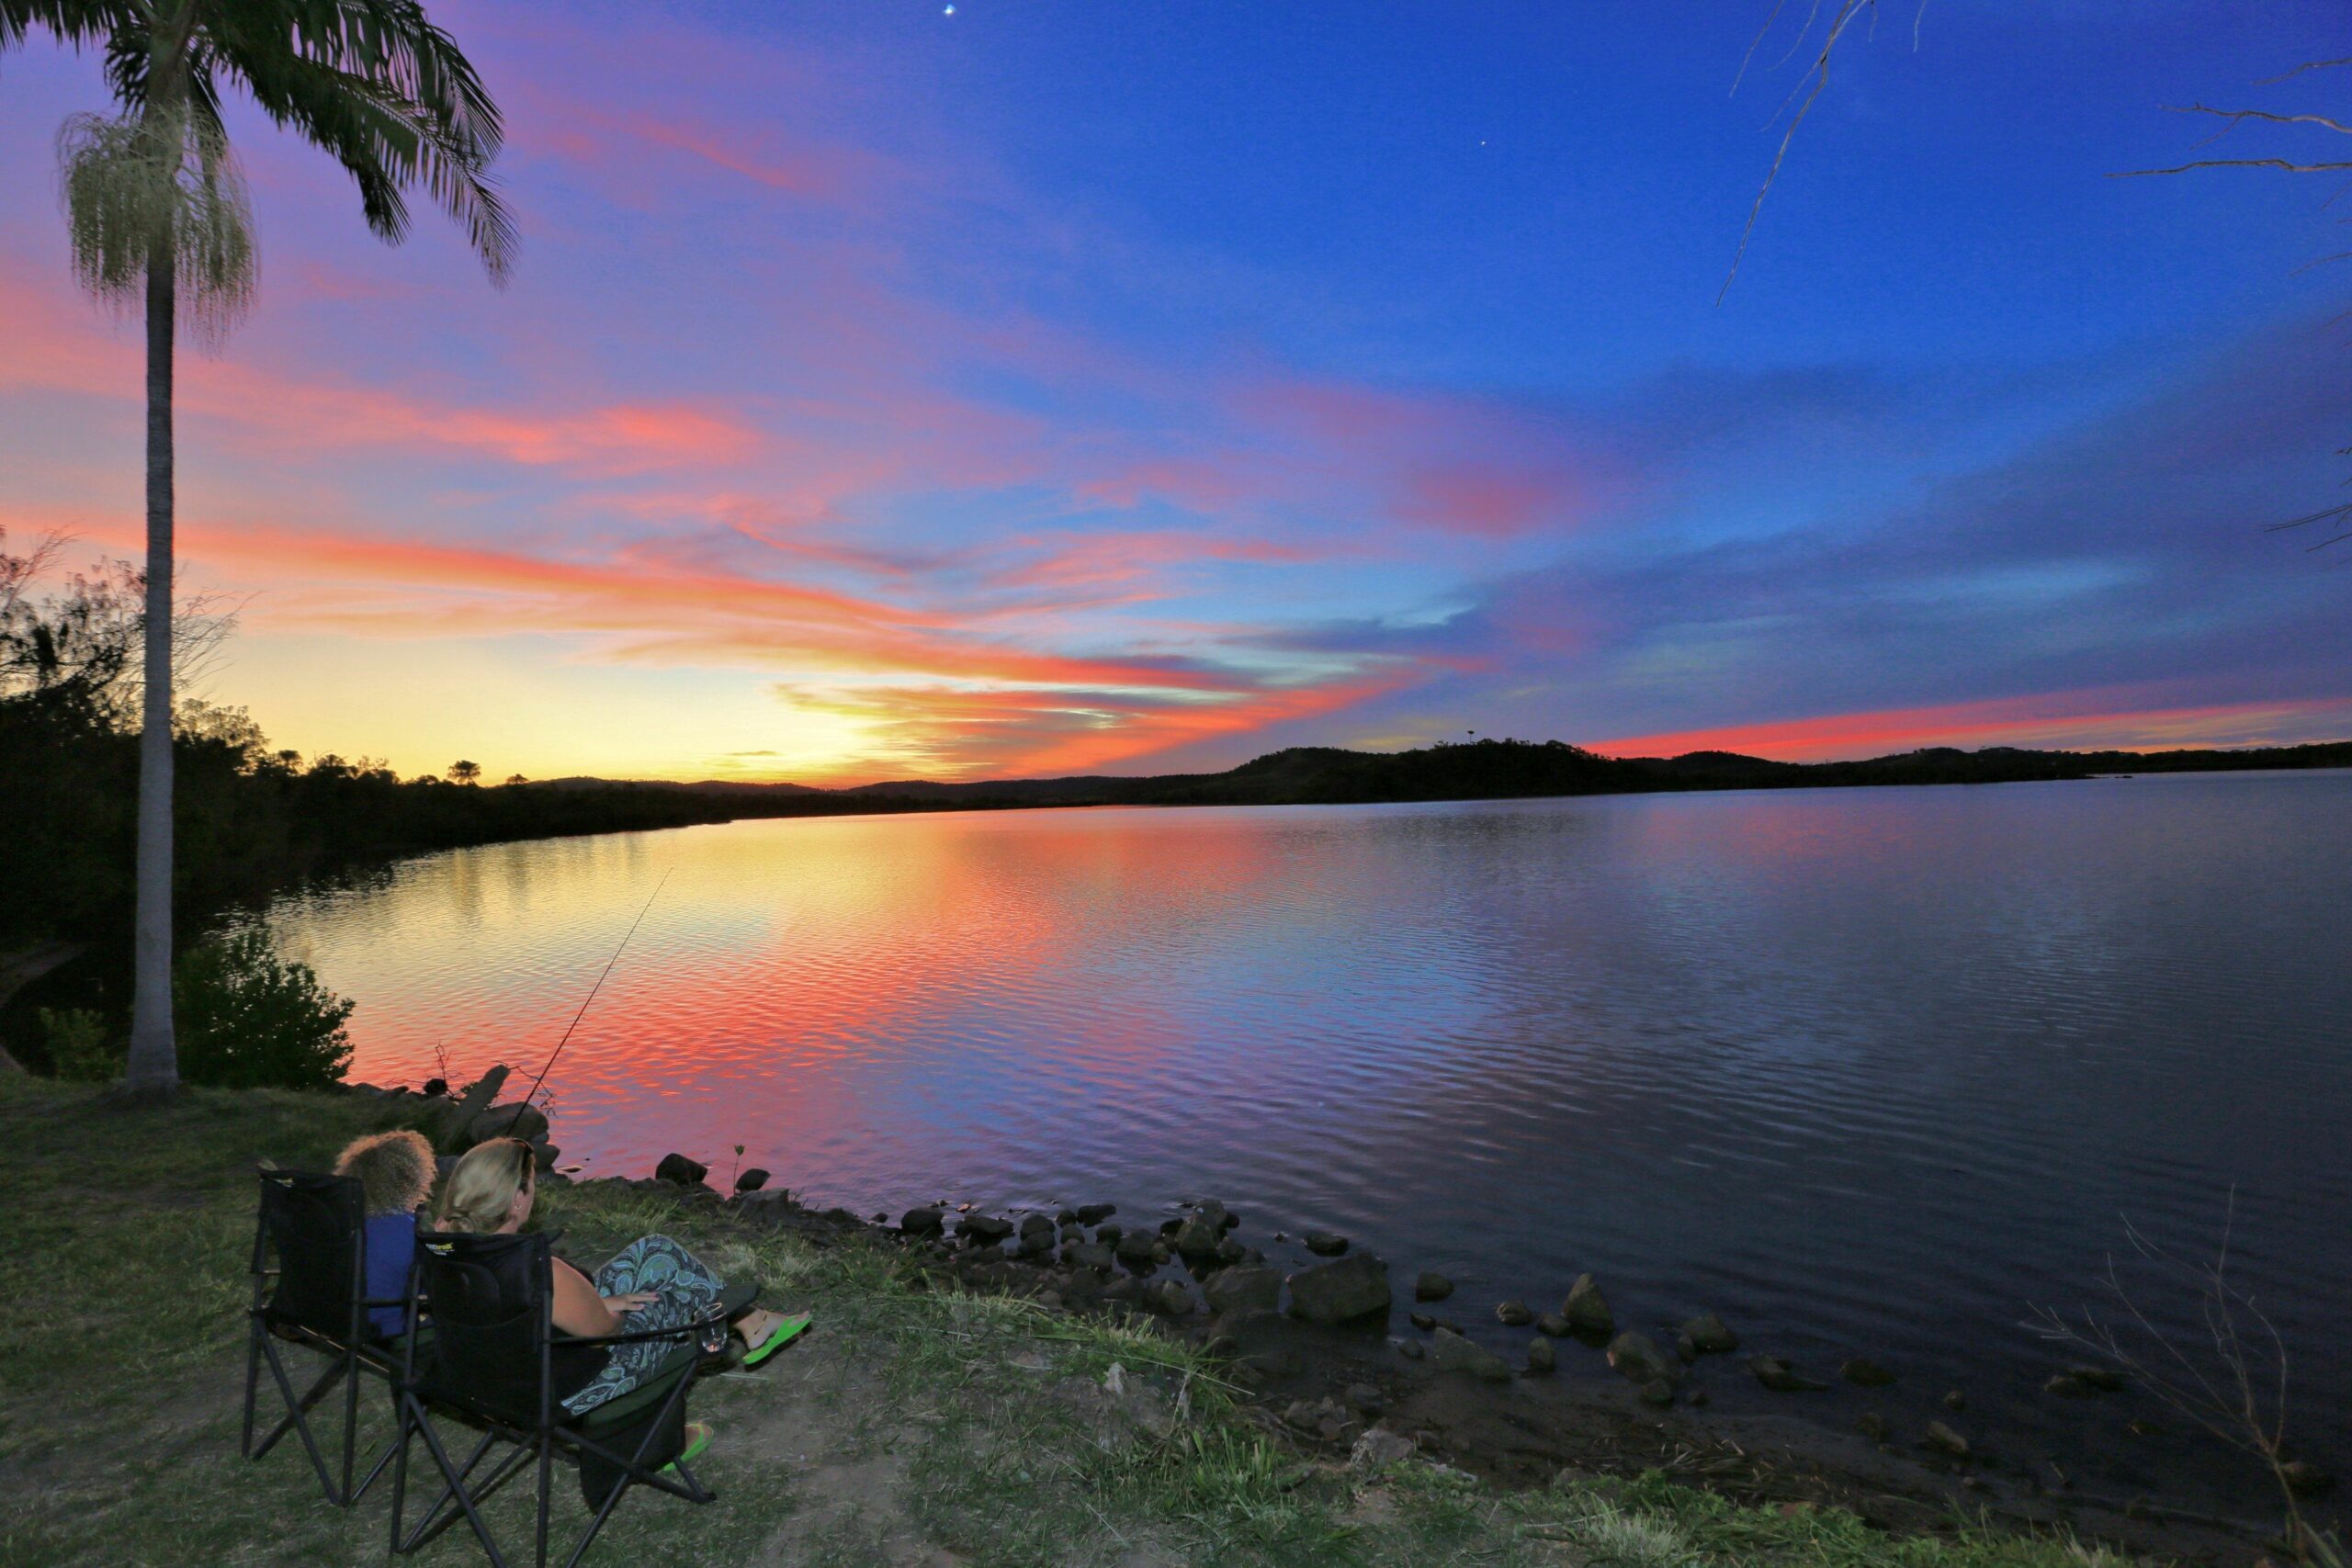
left=559, top=1302, right=729, bottom=1348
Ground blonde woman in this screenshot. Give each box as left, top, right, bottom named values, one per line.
left=333, top=1129, right=436, bottom=1338
left=434, top=1138, right=808, bottom=1418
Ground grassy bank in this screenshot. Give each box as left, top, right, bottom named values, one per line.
left=0, top=1077, right=2151, bottom=1568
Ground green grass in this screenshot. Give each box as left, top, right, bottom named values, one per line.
left=0, top=1077, right=2156, bottom=1567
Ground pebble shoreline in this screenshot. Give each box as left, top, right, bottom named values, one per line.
left=349, top=1075, right=2336, bottom=1554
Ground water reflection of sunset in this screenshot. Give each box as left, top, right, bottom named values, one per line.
left=266, top=778, right=2352, bottom=1508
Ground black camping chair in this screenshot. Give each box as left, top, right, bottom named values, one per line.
left=242, top=1168, right=416, bottom=1506
left=390, top=1229, right=750, bottom=1568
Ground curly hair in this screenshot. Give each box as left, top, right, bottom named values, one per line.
left=334, top=1129, right=436, bottom=1217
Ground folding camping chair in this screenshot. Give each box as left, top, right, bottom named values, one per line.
left=241, top=1168, right=413, bottom=1506
left=390, top=1229, right=748, bottom=1568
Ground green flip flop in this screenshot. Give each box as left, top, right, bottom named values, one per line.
left=660, top=1421, right=713, bottom=1475
left=741, top=1313, right=811, bottom=1368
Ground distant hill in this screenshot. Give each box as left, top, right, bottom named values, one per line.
left=549, top=736, right=2352, bottom=812
left=537, top=776, right=821, bottom=795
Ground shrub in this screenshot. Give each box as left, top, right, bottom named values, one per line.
left=174, top=928, right=355, bottom=1089
left=40, top=1007, right=121, bottom=1081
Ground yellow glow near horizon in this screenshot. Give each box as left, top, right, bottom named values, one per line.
left=217, top=633, right=886, bottom=784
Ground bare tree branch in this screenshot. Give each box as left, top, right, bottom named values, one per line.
left=2257, top=57, right=2352, bottom=86
left=2170, top=103, right=2352, bottom=138
left=2114, top=158, right=2352, bottom=177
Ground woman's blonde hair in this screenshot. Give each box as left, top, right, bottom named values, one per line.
left=334, top=1129, right=435, bottom=1216
left=433, top=1137, right=535, bottom=1233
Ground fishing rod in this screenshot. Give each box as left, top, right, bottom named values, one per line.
left=518, top=866, right=673, bottom=1114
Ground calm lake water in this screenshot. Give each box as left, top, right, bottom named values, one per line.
left=267, top=771, right=2352, bottom=1505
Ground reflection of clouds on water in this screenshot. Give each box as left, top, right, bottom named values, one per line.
left=266, top=771, right=2352, bottom=1507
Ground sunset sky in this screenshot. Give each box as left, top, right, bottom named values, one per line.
left=4, top=0, right=2348, bottom=784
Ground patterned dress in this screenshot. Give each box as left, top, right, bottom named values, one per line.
left=560, top=1234, right=729, bottom=1416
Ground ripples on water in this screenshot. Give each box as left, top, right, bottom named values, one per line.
left=266, top=771, right=2352, bottom=1506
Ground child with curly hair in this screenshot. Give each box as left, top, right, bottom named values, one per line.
left=333, top=1128, right=436, bottom=1337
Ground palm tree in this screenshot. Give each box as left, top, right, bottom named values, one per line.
left=3, top=2, right=515, bottom=1097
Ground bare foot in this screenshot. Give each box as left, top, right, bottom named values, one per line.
left=734, top=1308, right=797, bottom=1348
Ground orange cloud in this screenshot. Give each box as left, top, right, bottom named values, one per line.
left=788, top=670, right=1417, bottom=782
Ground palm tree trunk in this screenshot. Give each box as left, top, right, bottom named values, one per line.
left=123, top=237, right=177, bottom=1096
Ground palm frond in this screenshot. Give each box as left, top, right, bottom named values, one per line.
left=0, top=1, right=136, bottom=53
left=212, top=0, right=515, bottom=279
left=57, top=105, right=257, bottom=344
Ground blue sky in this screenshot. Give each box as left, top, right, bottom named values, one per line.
left=1, top=0, right=2346, bottom=779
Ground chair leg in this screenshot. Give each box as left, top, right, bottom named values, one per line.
left=254, top=1334, right=351, bottom=1504
left=536, top=1432, right=552, bottom=1568
left=240, top=1314, right=263, bottom=1459
left=340, top=1347, right=361, bottom=1505
left=390, top=1392, right=413, bottom=1559
left=396, top=1406, right=514, bottom=1566
left=561, top=1374, right=707, bottom=1568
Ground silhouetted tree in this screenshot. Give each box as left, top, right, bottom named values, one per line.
left=447, top=759, right=481, bottom=785
left=2, top=0, right=514, bottom=1097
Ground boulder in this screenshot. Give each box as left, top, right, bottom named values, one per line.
left=1496, top=1300, right=1534, bottom=1326
left=421, top=1077, right=448, bottom=1098
left=732, top=1167, right=772, bottom=1194
left=1526, top=1337, right=1556, bottom=1373
left=1428, top=1327, right=1513, bottom=1382
left=1148, top=1279, right=1193, bottom=1316
left=1174, top=1202, right=1228, bottom=1260
left=435, top=1065, right=510, bottom=1152
left=653, top=1152, right=708, bottom=1187
left=1639, top=1378, right=1677, bottom=1407
left=1839, top=1357, right=1896, bottom=1387
left=1415, top=1271, right=1454, bottom=1303
left=1680, top=1314, right=1738, bottom=1355
left=900, top=1207, right=946, bottom=1236
left=1095, top=1224, right=1123, bottom=1246
left=1075, top=1203, right=1117, bottom=1224
left=1858, top=1412, right=1890, bottom=1443
left=1536, top=1312, right=1572, bottom=1337
left=466, top=1099, right=548, bottom=1148
left=957, top=1213, right=1014, bottom=1244
left=1204, top=1265, right=1283, bottom=1317
left=1064, top=1241, right=1115, bottom=1272
left=1351, top=1426, right=1417, bottom=1469
left=1344, top=1382, right=1385, bottom=1415
left=1216, top=1309, right=1306, bottom=1380
left=1397, top=1338, right=1424, bottom=1360
left=1563, top=1274, right=1613, bottom=1337
left=1286, top=1253, right=1392, bottom=1324
left=1408, top=1311, right=1436, bottom=1331
left=1214, top=1237, right=1248, bottom=1266
left=1303, top=1230, right=1350, bottom=1257
left=1925, top=1421, right=1971, bottom=1460
left=1606, top=1332, right=1675, bottom=1385
left=1114, top=1229, right=1160, bottom=1267
left=1749, top=1356, right=1828, bottom=1393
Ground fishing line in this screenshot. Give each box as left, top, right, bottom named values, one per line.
left=519, top=865, right=673, bottom=1112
